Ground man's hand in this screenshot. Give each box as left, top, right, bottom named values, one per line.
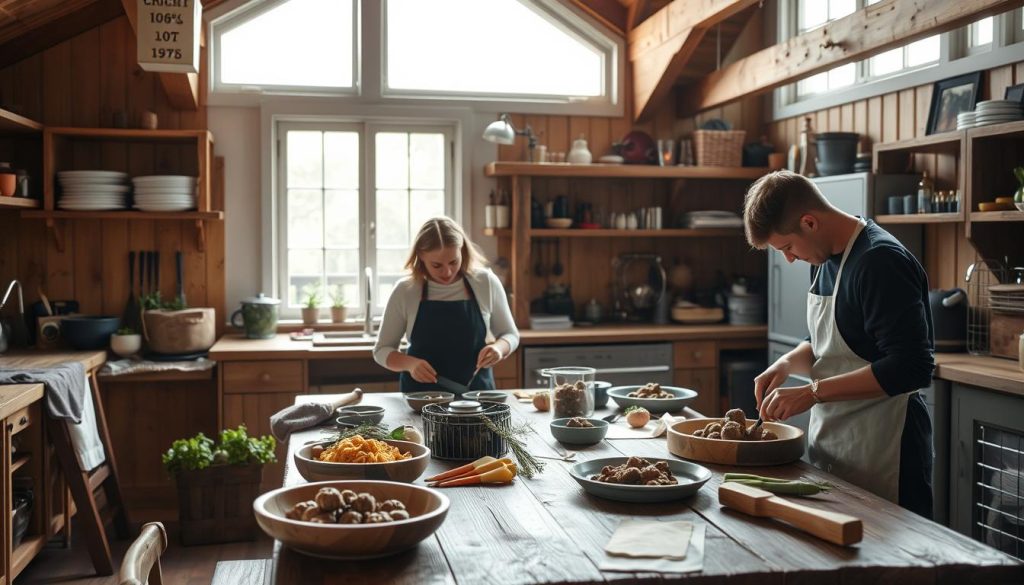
left=761, top=385, right=816, bottom=421
left=754, top=357, right=793, bottom=411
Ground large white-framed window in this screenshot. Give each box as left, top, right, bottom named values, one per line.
left=276, top=120, right=454, bottom=319
left=774, top=2, right=1024, bottom=121
left=210, top=0, right=359, bottom=94
left=207, top=0, right=623, bottom=116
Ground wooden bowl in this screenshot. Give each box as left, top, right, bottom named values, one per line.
left=667, top=418, right=805, bottom=466
left=253, top=480, right=449, bottom=560
left=294, top=439, right=430, bottom=483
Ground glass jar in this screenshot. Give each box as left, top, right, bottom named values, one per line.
left=542, top=366, right=595, bottom=418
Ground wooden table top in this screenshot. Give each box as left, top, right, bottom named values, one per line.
left=260, top=392, right=1022, bottom=585
left=0, top=349, right=106, bottom=372
left=0, top=383, right=44, bottom=420
left=933, top=353, right=1024, bottom=396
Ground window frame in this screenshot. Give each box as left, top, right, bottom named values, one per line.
left=208, top=0, right=361, bottom=97
left=773, top=1, right=1024, bottom=121
left=269, top=110, right=463, bottom=321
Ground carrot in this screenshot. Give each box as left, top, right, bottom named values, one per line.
left=427, top=459, right=514, bottom=487
left=424, top=456, right=495, bottom=483
left=435, top=463, right=517, bottom=488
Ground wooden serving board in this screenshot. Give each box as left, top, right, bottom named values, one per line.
left=667, top=418, right=805, bottom=466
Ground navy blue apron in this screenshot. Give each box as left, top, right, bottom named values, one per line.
left=399, top=276, right=496, bottom=393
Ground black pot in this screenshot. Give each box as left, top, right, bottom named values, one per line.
left=929, top=289, right=967, bottom=353
left=60, top=316, right=120, bottom=350
left=816, top=132, right=859, bottom=176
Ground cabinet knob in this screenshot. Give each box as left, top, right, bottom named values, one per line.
left=5, top=423, right=12, bottom=432
left=693, top=351, right=702, bottom=359
left=260, top=372, right=272, bottom=382
left=18, top=416, right=27, bottom=426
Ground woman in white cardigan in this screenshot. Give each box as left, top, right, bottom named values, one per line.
left=373, top=217, right=519, bottom=392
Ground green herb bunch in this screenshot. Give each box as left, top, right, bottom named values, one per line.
left=162, top=425, right=276, bottom=474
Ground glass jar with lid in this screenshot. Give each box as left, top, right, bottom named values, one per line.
left=541, top=366, right=595, bottom=418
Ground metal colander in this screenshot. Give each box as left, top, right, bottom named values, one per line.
left=421, top=402, right=510, bottom=461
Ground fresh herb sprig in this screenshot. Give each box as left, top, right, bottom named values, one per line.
left=320, top=422, right=392, bottom=444
left=479, top=416, right=545, bottom=479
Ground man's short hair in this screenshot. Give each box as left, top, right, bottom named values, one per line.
left=742, top=171, right=830, bottom=248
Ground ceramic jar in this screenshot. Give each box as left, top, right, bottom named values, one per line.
left=230, top=293, right=281, bottom=339
left=0, top=162, right=16, bottom=197
left=567, top=135, right=592, bottom=165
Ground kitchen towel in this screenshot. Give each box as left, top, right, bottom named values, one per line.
left=600, top=522, right=705, bottom=574
left=0, top=362, right=86, bottom=423
left=101, top=357, right=216, bottom=376
left=66, top=373, right=107, bottom=471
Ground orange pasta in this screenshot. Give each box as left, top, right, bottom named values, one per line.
left=317, top=435, right=411, bottom=463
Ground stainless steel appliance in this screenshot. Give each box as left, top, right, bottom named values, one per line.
left=522, top=343, right=673, bottom=389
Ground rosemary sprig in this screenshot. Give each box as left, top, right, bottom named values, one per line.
left=479, top=416, right=545, bottom=479
left=319, top=422, right=392, bottom=444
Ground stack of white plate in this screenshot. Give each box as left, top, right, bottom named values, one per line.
left=956, top=111, right=977, bottom=130
left=132, top=175, right=196, bottom=212
left=988, top=284, right=1024, bottom=314
left=57, top=170, right=129, bottom=210
left=973, top=100, right=1023, bottom=127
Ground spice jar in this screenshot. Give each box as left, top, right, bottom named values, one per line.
left=542, top=366, right=595, bottom=418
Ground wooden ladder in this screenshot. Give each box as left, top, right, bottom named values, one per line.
left=46, top=371, right=130, bottom=576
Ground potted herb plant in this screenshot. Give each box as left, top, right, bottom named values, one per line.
left=329, top=284, right=348, bottom=323
left=109, top=327, right=141, bottom=358
left=301, top=282, right=321, bottom=325
left=162, top=425, right=276, bottom=545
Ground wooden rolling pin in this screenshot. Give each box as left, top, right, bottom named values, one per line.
left=269, top=388, right=363, bottom=441
left=719, top=482, right=863, bottom=546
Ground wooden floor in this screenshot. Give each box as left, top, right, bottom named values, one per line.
left=17, top=523, right=273, bottom=585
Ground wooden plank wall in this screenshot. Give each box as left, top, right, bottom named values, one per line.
left=0, top=15, right=223, bottom=324
left=766, top=62, right=1024, bottom=290
left=497, top=60, right=767, bottom=316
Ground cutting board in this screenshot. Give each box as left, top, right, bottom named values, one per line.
left=719, top=482, right=862, bottom=546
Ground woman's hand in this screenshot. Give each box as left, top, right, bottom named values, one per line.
left=476, top=343, right=505, bottom=369
left=406, top=357, right=438, bottom=384
left=754, top=357, right=793, bottom=412
left=761, top=385, right=816, bottom=422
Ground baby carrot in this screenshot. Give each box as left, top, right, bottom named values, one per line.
left=424, top=456, right=495, bottom=483
left=436, top=463, right=516, bottom=487
left=427, top=458, right=513, bottom=487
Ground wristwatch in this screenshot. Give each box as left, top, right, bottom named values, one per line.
left=810, top=378, right=823, bottom=403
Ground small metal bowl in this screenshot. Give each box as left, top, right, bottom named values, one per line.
left=335, top=405, right=385, bottom=425
left=405, top=391, right=455, bottom=413
left=463, top=390, right=508, bottom=403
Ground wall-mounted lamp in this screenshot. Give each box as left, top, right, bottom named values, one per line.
left=482, top=113, right=537, bottom=162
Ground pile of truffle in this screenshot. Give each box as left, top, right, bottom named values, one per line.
left=591, top=456, right=678, bottom=486
left=627, top=382, right=674, bottom=399
left=553, top=381, right=589, bottom=418
left=284, top=487, right=411, bottom=524
left=690, top=409, right=778, bottom=441
left=565, top=417, right=594, bottom=428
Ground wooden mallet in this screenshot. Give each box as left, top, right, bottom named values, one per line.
left=719, top=481, right=863, bottom=546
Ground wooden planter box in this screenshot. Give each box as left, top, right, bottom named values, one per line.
left=175, top=464, right=263, bottom=546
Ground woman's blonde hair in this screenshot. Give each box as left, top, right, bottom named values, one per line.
left=404, top=217, right=488, bottom=281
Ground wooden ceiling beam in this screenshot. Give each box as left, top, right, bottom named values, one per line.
left=679, top=0, right=1024, bottom=115
left=119, top=0, right=198, bottom=111
left=628, top=0, right=760, bottom=122
left=0, top=0, right=123, bottom=69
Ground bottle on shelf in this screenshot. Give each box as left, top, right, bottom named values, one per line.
left=485, top=190, right=497, bottom=229
left=917, top=171, right=933, bottom=214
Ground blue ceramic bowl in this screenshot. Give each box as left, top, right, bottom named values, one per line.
left=550, top=418, right=609, bottom=446
left=335, top=405, right=385, bottom=426
left=593, top=381, right=612, bottom=409
left=60, top=316, right=120, bottom=350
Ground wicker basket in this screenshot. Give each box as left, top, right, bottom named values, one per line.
left=692, top=129, right=746, bottom=167
left=175, top=464, right=262, bottom=545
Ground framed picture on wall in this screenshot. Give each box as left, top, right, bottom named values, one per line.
left=926, top=72, right=982, bottom=135
left=1005, top=83, right=1024, bottom=105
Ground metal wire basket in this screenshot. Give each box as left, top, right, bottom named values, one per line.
left=421, top=402, right=511, bottom=461
left=966, top=258, right=1009, bottom=355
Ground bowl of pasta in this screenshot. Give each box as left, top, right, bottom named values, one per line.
left=294, top=435, right=431, bottom=483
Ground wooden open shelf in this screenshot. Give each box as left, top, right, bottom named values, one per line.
left=484, top=161, right=769, bottom=180
left=10, top=454, right=30, bottom=474
left=875, top=212, right=963, bottom=224
left=873, top=131, right=964, bottom=156
left=0, top=108, right=43, bottom=134
left=0, top=197, right=39, bottom=210
left=21, top=210, right=223, bottom=252
left=10, top=535, right=47, bottom=579
left=45, top=127, right=212, bottom=142
left=530, top=228, right=743, bottom=237
left=969, top=211, right=1024, bottom=222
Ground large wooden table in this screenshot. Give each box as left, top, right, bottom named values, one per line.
left=258, top=392, right=1022, bottom=584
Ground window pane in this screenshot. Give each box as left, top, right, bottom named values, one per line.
left=287, top=131, right=323, bottom=189
left=287, top=189, right=323, bottom=248
left=906, top=35, right=939, bottom=67
left=376, top=189, right=410, bottom=248
left=870, top=48, right=904, bottom=77
left=325, top=190, right=359, bottom=247
left=326, top=275, right=358, bottom=309
left=377, top=276, right=400, bottom=309
left=288, top=249, right=323, bottom=307
left=827, top=63, right=855, bottom=89
left=377, top=250, right=408, bottom=276
left=410, top=134, right=445, bottom=189
left=410, top=190, right=445, bottom=231
left=386, top=0, right=603, bottom=96
left=970, top=16, right=994, bottom=47
left=828, top=0, right=855, bottom=19
left=797, top=72, right=828, bottom=96
left=799, top=0, right=827, bottom=32
left=324, top=132, right=359, bottom=189
left=376, top=133, right=409, bottom=189
left=221, top=0, right=353, bottom=87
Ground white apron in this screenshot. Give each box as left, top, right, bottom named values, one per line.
left=806, top=220, right=911, bottom=503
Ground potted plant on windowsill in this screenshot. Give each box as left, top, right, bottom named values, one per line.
left=110, top=327, right=141, bottom=358
left=329, top=284, right=348, bottom=324
left=301, top=282, right=321, bottom=325
left=162, top=425, right=276, bottom=545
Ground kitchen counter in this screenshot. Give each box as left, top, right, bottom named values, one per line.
left=0, top=349, right=107, bottom=372
left=209, top=324, right=768, bottom=361
left=0, top=383, right=43, bottom=420
left=934, top=353, right=1024, bottom=395
left=257, top=392, right=1022, bottom=584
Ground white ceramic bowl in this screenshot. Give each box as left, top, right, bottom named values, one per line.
left=254, top=480, right=449, bottom=559
left=109, top=333, right=141, bottom=357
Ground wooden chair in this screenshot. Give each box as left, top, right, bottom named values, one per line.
left=118, top=522, right=167, bottom=585
left=46, top=371, right=130, bottom=575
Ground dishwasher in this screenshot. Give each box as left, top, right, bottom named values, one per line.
left=521, top=343, right=673, bottom=388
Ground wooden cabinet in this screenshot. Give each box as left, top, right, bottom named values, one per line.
left=220, top=360, right=307, bottom=493
left=673, top=367, right=718, bottom=417
left=493, top=350, right=521, bottom=389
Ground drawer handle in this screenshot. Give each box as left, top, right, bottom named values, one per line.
left=18, top=416, right=27, bottom=426
left=692, top=351, right=703, bottom=359
left=260, top=373, right=272, bottom=382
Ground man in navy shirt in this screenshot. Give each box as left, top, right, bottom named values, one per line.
left=743, top=171, right=934, bottom=518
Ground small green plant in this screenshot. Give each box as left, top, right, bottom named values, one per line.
left=329, top=284, right=347, bottom=308
left=302, top=282, right=322, bottom=309
left=162, top=425, right=276, bottom=474
left=115, top=327, right=136, bottom=336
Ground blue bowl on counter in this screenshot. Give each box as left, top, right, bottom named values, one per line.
left=550, top=418, right=609, bottom=446
left=593, top=381, right=612, bottom=409
left=60, top=316, right=120, bottom=350
left=335, top=405, right=385, bottom=426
